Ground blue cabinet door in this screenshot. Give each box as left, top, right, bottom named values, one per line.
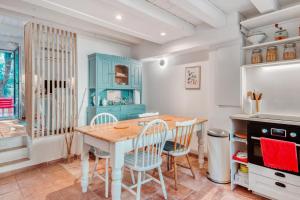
left=97, top=54, right=112, bottom=89
left=88, top=56, right=96, bottom=89
left=131, top=61, right=142, bottom=89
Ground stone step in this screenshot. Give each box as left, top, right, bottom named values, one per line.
left=0, top=145, right=28, bottom=163
left=0, top=135, right=27, bottom=151
left=0, top=157, right=30, bottom=168
left=0, top=157, right=31, bottom=177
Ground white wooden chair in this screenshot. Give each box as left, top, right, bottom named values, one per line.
left=163, top=119, right=197, bottom=190
left=90, top=113, right=118, bottom=198
left=122, top=119, right=169, bottom=200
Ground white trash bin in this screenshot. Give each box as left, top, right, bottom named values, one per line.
left=207, top=128, right=230, bottom=184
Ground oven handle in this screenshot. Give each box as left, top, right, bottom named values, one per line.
left=250, top=136, right=300, bottom=147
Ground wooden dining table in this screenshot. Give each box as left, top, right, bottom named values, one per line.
left=75, top=114, right=207, bottom=200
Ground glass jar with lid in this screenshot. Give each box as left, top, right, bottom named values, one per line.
left=266, top=46, right=278, bottom=62
left=251, top=48, right=263, bottom=64
left=283, top=43, right=296, bottom=60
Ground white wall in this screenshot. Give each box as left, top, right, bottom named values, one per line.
left=142, top=51, right=209, bottom=118
left=142, top=51, right=210, bottom=153
left=245, top=65, right=300, bottom=115
left=142, top=47, right=242, bottom=153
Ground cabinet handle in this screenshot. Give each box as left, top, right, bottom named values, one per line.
left=275, top=172, right=285, bottom=178
left=275, top=182, right=286, bottom=188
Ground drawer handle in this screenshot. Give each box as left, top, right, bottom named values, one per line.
left=275, top=182, right=286, bottom=188
left=275, top=172, right=285, bottom=178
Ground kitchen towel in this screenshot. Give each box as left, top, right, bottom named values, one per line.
left=260, top=137, right=298, bottom=173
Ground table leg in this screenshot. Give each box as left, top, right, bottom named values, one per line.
left=81, top=142, right=90, bottom=193
left=110, top=142, right=124, bottom=200
left=197, top=123, right=205, bottom=169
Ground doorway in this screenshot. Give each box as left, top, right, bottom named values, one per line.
left=0, top=48, right=20, bottom=120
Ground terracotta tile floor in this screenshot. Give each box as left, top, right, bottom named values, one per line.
left=0, top=156, right=266, bottom=200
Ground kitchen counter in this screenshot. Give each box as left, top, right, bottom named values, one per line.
left=230, top=113, right=300, bottom=126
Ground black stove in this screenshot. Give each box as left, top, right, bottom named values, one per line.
left=247, top=121, right=300, bottom=176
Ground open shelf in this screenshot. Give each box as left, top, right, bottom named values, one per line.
left=241, top=59, right=300, bottom=68
left=232, top=159, right=248, bottom=166
left=115, top=75, right=128, bottom=78
left=240, top=4, right=300, bottom=29
left=243, top=36, right=300, bottom=50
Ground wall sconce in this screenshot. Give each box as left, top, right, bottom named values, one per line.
left=159, top=58, right=167, bottom=68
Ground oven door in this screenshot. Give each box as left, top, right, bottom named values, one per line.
left=248, top=136, right=300, bottom=176
left=248, top=136, right=264, bottom=166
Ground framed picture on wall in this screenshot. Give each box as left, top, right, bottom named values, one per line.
left=185, top=66, right=201, bottom=89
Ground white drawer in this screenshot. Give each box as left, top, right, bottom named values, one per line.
left=249, top=173, right=300, bottom=200
left=249, top=164, right=300, bottom=187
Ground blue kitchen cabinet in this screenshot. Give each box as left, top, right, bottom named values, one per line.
left=87, top=53, right=145, bottom=124
left=89, top=53, right=142, bottom=90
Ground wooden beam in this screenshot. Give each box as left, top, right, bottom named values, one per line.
left=117, top=0, right=195, bottom=34
left=169, top=0, right=226, bottom=28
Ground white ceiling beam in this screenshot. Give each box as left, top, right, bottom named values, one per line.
left=0, top=1, right=141, bottom=45
left=169, top=0, right=226, bottom=28
left=21, top=0, right=195, bottom=43
left=116, top=0, right=195, bottom=35
left=250, top=0, right=279, bottom=13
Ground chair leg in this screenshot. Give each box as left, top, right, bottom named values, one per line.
left=173, top=157, right=178, bottom=190
left=186, top=154, right=195, bottom=179
left=105, top=158, right=109, bottom=198
left=136, top=171, right=142, bottom=200
left=130, top=169, right=136, bottom=184
left=167, top=153, right=170, bottom=171
left=91, top=157, right=99, bottom=184
left=158, top=167, right=168, bottom=200
left=170, top=156, right=174, bottom=170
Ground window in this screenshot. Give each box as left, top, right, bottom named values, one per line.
left=0, top=49, right=19, bottom=120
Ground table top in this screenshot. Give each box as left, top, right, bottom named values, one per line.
left=75, top=115, right=207, bottom=143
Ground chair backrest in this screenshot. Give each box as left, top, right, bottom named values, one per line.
left=90, top=112, right=118, bottom=126
left=138, top=112, right=159, bottom=118
left=173, top=119, right=197, bottom=153
left=0, top=98, right=14, bottom=108
left=133, top=119, right=169, bottom=168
